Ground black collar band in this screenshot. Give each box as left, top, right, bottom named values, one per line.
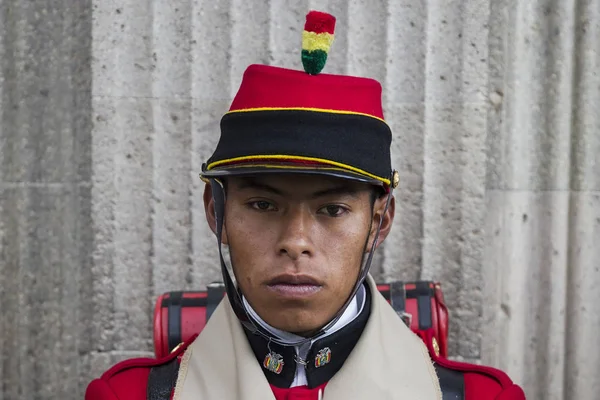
left=243, top=283, right=373, bottom=389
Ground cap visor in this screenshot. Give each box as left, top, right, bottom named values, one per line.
left=200, top=165, right=383, bottom=187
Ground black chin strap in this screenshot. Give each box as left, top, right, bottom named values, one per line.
left=209, top=178, right=393, bottom=347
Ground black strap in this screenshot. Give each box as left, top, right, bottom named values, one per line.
left=434, top=363, right=465, bottom=400
left=147, top=358, right=180, bottom=400
left=389, top=281, right=411, bottom=327
left=390, top=281, right=406, bottom=312
left=161, top=293, right=207, bottom=307
left=206, top=282, right=225, bottom=321
left=167, top=292, right=183, bottom=352
left=415, top=282, right=433, bottom=330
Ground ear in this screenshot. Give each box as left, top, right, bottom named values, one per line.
left=366, top=194, right=396, bottom=251
left=203, top=181, right=229, bottom=245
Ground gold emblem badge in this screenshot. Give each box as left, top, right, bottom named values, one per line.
left=263, top=351, right=284, bottom=374
left=314, top=347, right=331, bottom=368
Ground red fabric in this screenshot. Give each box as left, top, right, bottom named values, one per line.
left=153, top=290, right=168, bottom=359
left=154, top=292, right=209, bottom=357
left=228, top=64, right=385, bottom=120
left=271, top=383, right=328, bottom=400
left=85, top=379, right=119, bottom=400
left=377, top=282, right=449, bottom=358
left=463, top=374, right=526, bottom=399
left=304, top=11, right=336, bottom=34
left=418, top=330, right=526, bottom=400
left=85, top=365, right=151, bottom=400
left=433, top=285, right=449, bottom=358
left=496, top=385, right=527, bottom=399
left=85, top=335, right=197, bottom=400
left=464, top=372, right=502, bottom=399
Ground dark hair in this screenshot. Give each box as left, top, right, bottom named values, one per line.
left=370, top=187, right=385, bottom=208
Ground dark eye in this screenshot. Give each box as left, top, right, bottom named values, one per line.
left=250, top=201, right=275, bottom=211
left=320, top=205, right=347, bottom=217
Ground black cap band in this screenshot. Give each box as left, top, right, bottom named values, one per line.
left=204, top=110, right=393, bottom=186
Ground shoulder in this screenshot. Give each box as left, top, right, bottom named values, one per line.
left=418, top=330, right=526, bottom=400
left=434, top=357, right=526, bottom=400
left=85, top=335, right=197, bottom=400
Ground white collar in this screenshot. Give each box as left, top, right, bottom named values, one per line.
left=242, top=285, right=367, bottom=387
left=242, top=285, right=366, bottom=344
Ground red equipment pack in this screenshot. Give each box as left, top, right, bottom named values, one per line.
left=153, top=281, right=449, bottom=359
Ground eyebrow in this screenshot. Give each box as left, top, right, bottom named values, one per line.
left=310, top=186, right=360, bottom=199
left=237, top=179, right=285, bottom=196
left=236, top=178, right=360, bottom=199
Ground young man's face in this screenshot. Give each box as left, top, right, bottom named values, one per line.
left=204, top=173, right=394, bottom=336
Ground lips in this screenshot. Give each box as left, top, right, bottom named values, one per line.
left=265, top=274, right=323, bottom=298
left=266, top=274, right=322, bottom=286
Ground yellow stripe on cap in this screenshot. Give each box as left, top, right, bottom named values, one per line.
left=208, top=163, right=352, bottom=174
left=206, top=154, right=391, bottom=186
left=302, top=31, right=334, bottom=53
left=225, top=107, right=388, bottom=124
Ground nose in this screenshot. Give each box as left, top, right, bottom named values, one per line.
left=277, top=206, right=314, bottom=260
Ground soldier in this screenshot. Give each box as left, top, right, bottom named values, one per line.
left=86, top=11, right=526, bottom=400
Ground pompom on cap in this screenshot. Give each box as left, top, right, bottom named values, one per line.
left=302, top=11, right=336, bottom=75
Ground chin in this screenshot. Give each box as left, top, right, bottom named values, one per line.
left=278, top=322, right=320, bottom=337
left=268, top=311, right=326, bottom=335
left=251, top=295, right=335, bottom=334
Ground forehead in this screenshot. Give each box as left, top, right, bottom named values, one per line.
left=226, top=174, right=372, bottom=197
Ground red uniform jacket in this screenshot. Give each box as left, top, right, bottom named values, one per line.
left=85, top=332, right=526, bottom=400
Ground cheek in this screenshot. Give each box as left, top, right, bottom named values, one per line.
left=318, top=215, right=371, bottom=280
left=224, top=209, right=275, bottom=284
left=225, top=203, right=372, bottom=283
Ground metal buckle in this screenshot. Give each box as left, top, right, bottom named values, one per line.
left=398, top=311, right=412, bottom=328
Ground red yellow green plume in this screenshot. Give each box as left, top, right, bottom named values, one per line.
left=302, top=11, right=336, bottom=75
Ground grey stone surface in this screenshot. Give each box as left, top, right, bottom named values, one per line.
left=110, top=97, right=154, bottom=352
left=0, top=186, right=93, bottom=399
left=0, top=1, right=93, bottom=399
left=347, top=0, right=388, bottom=83
left=486, top=0, right=577, bottom=192
left=269, top=0, right=308, bottom=69
left=564, top=193, right=600, bottom=399
left=189, top=99, right=229, bottom=286
left=415, top=0, right=491, bottom=358
left=152, top=98, right=194, bottom=295
left=382, top=104, right=426, bottom=282
left=230, top=0, right=271, bottom=96
left=571, top=0, right=600, bottom=193
left=482, top=191, right=571, bottom=400
left=1, top=0, right=599, bottom=399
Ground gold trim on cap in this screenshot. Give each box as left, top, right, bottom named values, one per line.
left=226, top=106, right=388, bottom=124
left=205, top=154, right=391, bottom=186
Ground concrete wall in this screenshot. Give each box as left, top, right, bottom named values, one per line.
left=0, top=0, right=598, bottom=398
